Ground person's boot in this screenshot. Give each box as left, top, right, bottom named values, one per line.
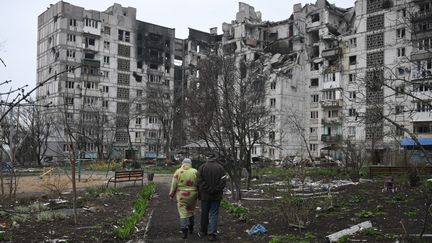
left=182, top=228, right=188, bottom=239
left=188, top=216, right=194, bottom=234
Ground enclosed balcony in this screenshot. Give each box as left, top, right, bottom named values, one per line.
left=320, top=99, right=343, bottom=108
left=321, top=134, right=342, bottom=143
left=321, top=47, right=340, bottom=59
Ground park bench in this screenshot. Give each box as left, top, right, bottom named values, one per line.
left=369, top=166, right=432, bottom=178
left=106, top=170, right=144, bottom=188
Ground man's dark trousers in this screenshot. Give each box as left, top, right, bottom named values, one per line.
left=200, top=200, right=220, bottom=236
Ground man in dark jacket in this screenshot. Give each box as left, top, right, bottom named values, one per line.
left=197, top=153, right=226, bottom=241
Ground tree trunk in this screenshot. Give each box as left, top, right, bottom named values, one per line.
left=420, top=196, right=431, bottom=238
left=71, top=159, right=77, bottom=224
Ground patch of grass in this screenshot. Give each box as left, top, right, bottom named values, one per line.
left=386, top=194, right=407, bottom=204
left=85, top=185, right=119, bottom=198
left=14, top=202, right=48, bottom=214
left=269, top=233, right=313, bottom=243
left=355, top=210, right=375, bottom=218
left=360, top=227, right=385, bottom=241
left=113, top=182, right=156, bottom=239
left=336, top=235, right=349, bottom=243
left=404, top=209, right=418, bottom=218
left=36, top=211, right=66, bottom=222
left=11, top=214, right=30, bottom=223
left=349, top=195, right=364, bottom=204
left=221, top=199, right=248, bottom=222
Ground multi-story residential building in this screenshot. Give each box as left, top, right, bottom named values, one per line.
left=37, top=2, right=175, bottom=160
left=36, top=0, right=432, bottom=163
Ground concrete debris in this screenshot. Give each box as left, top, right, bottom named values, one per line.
left=326, top=221, right=372, bottom=242
left=242, top=197, right=273, bottom=201
left=49, top=198, right=68, bottom=204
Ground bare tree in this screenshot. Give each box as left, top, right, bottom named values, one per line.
left=185, top=53, right=271, bottom=200
left=145, top=81, right=176, bottom=161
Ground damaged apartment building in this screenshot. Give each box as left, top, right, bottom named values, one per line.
left=178, top=0, right=432, bottom=162
left=37, top=2, right=175, bottom=160
left=36, top=0, right=432, bottom=162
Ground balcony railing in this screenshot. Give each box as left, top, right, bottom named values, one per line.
left=320, top=99, right=343, bottom=108
left=321, top=134, right=342, bottom=143
left=321, top=48, right=340, bottom=58
left=321, top=117, right=342, bottom=124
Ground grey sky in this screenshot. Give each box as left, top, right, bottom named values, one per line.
left=0, top=0, right=353, bottom=97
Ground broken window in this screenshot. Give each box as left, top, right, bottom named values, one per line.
left=395, top=85, right=405, bottom=95
left=348, top=108, right=357, bottom=117
left=396, top=28, right=405, bottom=39
left=66, top=50, right=75, bottom=58
left=311, top=13, right=320, bottom=23
left=310, top=78, right=319, bottom=86
left=84, top=53, right=95, bottom=59
left=270, top=98, right=276, bottom=108
left=269, top=131, right=275, bottom=141
left=397, top=8, right=406, bottom=18
left=310, top=63, right=320, bottom=71
left=85, top=19, right=98, bottom=28
left=85, top=37, right=95, bottom=47
left=349, top=38, right=357, bottom=48
left=66, top=81, right=74, bottom=89
left=133, top=72, right=142, bottom=82
left=397, top=47, right=405, bottom=57
left=117, top=59, right=130, bottom=71
left=118, top=73, right=130, bottom=85
left=349, top=56, right=357, bottom=65
left=67, top=34, right=76, bottom=42
left=104, top=41, right=110, bottom=49
left=118, top=29, right=130, bottom=42
left=310, top=111, right=319, bottom=119
left=104, top=26, right=111, bottom=35
left=69, top=19, right=77, bottom=27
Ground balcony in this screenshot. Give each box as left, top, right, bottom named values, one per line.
left=321, top=134, right=342, bottom=143
left=321, top=117, right=342, bottom=124
left=321, top=48, right=340, bottom=59
left=412, top=10, right=432, bottom=22
left=320, top=99, right=343, bottom=108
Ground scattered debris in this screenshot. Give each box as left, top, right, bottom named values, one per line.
left=326, top=221, right=372, bottom=242
left=359, top=178, right=374, bottom=183
left=289, top=223, right=306, bottom=230
left=49, top=199, right=68, bottom=204
left=242, top=198, right=273, bottom=201
left=247, top=224, right=267, bottom=235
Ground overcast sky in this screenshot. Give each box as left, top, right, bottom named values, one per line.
left=0, top=0, right=353, bottom=97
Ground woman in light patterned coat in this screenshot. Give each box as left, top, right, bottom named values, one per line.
left=169, top=158, right=198, bottom=239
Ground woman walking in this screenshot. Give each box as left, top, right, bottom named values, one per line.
left=169, top=158, right=198, bottom=239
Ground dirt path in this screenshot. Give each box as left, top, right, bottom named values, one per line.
left=142, top=177, right=264, bottom=243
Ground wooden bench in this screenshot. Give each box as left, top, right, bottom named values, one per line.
left=369, top=166, right=432, bottom=178
left=106, top=170, right=144, bottom=188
